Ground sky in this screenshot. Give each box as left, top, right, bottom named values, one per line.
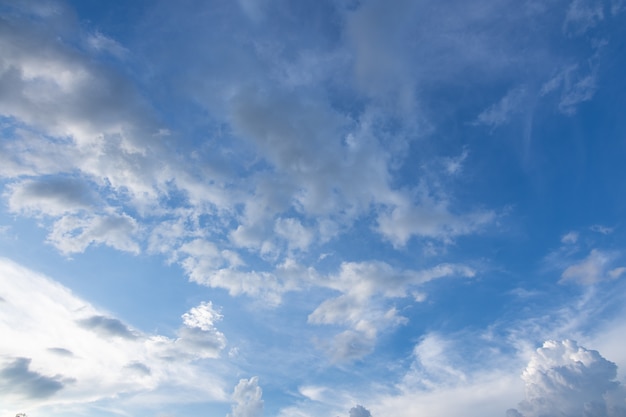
left=1, top=0, right=626, bottom=416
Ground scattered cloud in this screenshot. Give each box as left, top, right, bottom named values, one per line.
left=560, top=249, right=625, bottom=284
left=591, top=225, right=615, bottom=235
left=561, top=231, right=579, bottom=244
left=227, top=377, right=264, bottom=417
left=475, top=86, right=529, bottom=128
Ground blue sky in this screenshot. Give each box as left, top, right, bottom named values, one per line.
left=1, top=0, right=626, bottom=416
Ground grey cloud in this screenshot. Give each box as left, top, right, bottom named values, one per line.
left=0, top=357, right=71, bottom=399
left=177, top=326, right=227, bottom=359
left=77, top=315, right=138, bottom=340
left=7, top=177, right=97, bottom=215
left=349, top=405, right=373, bottom=417
left=47, top=347, right=74, bottom=357
left=124, top=362, right=151, bottom=376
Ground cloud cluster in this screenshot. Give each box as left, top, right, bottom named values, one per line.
left=0, top=258, right=228, bottom=414
left=507, top=340, right=626, bottom=417
left=0, top=4, right=506, bottom=363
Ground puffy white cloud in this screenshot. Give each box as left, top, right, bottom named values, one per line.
left=227, top=377, right=264, bottom=417
left=540, top=63, right=600, bottom=115
left=0, top=258, right=228, bottom=415
left=47, top=213, right=141, bottom=255
left=376, top=187, right=495, bottom=248
left=507, top=340, right=626, bottom=417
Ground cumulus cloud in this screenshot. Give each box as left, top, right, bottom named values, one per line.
left=177, top=301, right=227, bottom=358
left=507, top=340, right=626, bottom=417
left=228, top=377, right=264, bottom=417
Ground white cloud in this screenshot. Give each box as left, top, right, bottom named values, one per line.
left=560, top=249, right=624, bottom=284
left=87, top=32, right=129, bottom=59
left=308, top=262, right=475, bottom=361
left=563, top=0, right=605, bottom=36
left=227, top=377, right=264, bottom=417
left=47, top=213, right=141, bottom=255
left=377, top=188, right=495, bottom=247
left=274, top=217, right=314, bottom=252
left=507, top=340, right=626, bottom=417
left=541, top=64, right=599, bottom=115
left=561, top=231, right=580, bottom=244
left=0, top=258, right=228, bottom=416
left=475, top=86, right=528, bottom=128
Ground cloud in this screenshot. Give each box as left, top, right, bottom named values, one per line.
left=563, top=0, right=605, bottom=36
left=77, top=315, right=139, bottom=340
left=47, top=213, right=141, bottom=255
left=308, top=262, right=475, bottom=361
left=560, top=249, right=625, bottom=284
left=6, top=177, right=97, bottom=216
left=591, top=225, right=615, bottom=235
left=227, top=377, right=264, bottom=417
left=475, top=86, right=529, bottom=128
left=349, top=405, right=373, bottom=417
left=507, top=340, right=626, bottom=417
left=541, top=64, right=599, bottom=115
left=0, top=257, right=228, bottom=414
left=561, top=231, right=580, bottom=244
left=376, top=186, right=495, bottom=247
left=177, top=301, right=227, bottom=358
left=0, top=357, right=71, bottom=399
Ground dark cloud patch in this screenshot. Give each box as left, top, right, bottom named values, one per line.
left=77, top=315, right=138, bottom=340
left=47, top=347, right=74, bottom=357
left=176, top=326, right=227, bottom=359
left=124, top=361, right=151, bottom=376
left=0, top=357, right=71, bottom=399
left=349, top=405, right=373, bottom=417
left=16, top=177, right=95, bottom=207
